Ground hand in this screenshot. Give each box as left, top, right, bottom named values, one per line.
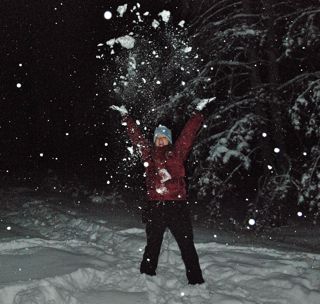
left=109, top=105, right=128, bottom=117
left=195, top=97, right=216, bottom=111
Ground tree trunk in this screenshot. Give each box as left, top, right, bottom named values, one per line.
left=241, top=0, right=274, bottom=174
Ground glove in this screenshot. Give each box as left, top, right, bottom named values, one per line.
left=195, top=97, right=216, bottom=111
left=109, top=105, right=128, bottom=117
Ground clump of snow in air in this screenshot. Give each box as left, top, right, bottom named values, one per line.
left=248, top=219, right=256, bottom=226
left=178, top=20, right=185, bottom=27
left=262, top=132, right=267, bottom=137
left=6, top=226, right=11, bottom=231
left=117, top=4, right=128, bottom=17
left=158, top=10, right=171, bottom=23
left=143, top=161, right=149, bottom=167
left=152, top=19, right=160, bottom=29
left=274, top=147, right=280, bottom=153
left=297, top=211, right=303, bottom=217
left=39, top=153, right=44, bottom=157
left=16, top=83, right=22, bottom=88
left=19, top=63, right=23, bottom=67
left=107, top=35, right=136, bottom=50
left=267, top=165, right=273, bottom=170
left=104, top=142, right=108, bottom=147
left=303, top=152, right=307, bottom=156
left=107, top=39, right=116, bottom=47
left=104, top=10, right=113, bottom=20
left=183, top=46, right=192, bottom=53
left=127, top=146, right=134, bottom=155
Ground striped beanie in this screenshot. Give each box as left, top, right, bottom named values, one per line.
left=153, top=125, right=172, bottom=144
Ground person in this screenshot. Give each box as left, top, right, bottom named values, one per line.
left=110, top=99, right=213, bottom=285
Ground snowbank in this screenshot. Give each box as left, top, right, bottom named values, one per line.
left=1, top=193, right=320, bottom=304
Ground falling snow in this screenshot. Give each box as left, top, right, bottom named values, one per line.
left=117, top=4, right=128, bottom=17
left=158, top=10, right=171, bottom=23
left=104, top=11, right=112, bottom=20
left=127, top=146, right=134, bottom=155
left=248, top=219, right=256, bottom=226
left=183, top=46, right=192, bottom=53
left=107, top=35, right=136, bottom=50
left=152, top=19, right=160, bottom=29
left=178, top=20, right=185, bottom=27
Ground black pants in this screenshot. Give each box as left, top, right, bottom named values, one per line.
left=140, top=201, right=204, bottom=284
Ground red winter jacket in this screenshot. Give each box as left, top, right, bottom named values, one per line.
left=122, top=112, right=204, bottom=201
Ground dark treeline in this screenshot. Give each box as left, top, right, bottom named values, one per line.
left=180, top=0, right=320, bottom=227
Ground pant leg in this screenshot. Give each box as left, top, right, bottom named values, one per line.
left=167, top=203, right=205, bottom=284
left=140, top=204, right=166, bottom=275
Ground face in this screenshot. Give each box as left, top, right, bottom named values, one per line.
left=155, top=135, right=169, bottom=147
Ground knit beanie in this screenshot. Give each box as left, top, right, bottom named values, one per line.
left=153, top=125, right=172, bottom=144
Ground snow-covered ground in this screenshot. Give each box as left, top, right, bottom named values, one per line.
left=0, top=188, right=320, bottom=304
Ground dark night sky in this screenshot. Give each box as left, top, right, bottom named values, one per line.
left=1, top=0, right=187, bottom=178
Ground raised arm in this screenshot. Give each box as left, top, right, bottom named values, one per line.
left=122, top=115, right=151, bottom=161
left=174, top=112, right=204, bottom=161
left=110, top=105, right=151, bottom=161
left=174, top=97, right=215, bottom=160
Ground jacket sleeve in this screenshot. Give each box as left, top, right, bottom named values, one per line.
left=174, top=112, right=204, bottom=161
left=122, top=115, right=151, bottom=161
